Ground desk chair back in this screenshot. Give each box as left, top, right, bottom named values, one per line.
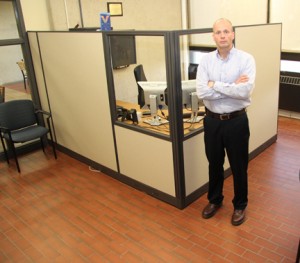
left=0, top=100, right=36, bottom=131
left=16, top=59, right=28, bottom=90
left=134, top=65, right=147, bottom=108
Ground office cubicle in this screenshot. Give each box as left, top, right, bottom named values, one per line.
left=28, top=23, right=281, bottom=209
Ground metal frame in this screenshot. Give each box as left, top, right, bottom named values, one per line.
left=102, top=28, right=210, bottom=208
left=0, top=0, right=49, bottom=160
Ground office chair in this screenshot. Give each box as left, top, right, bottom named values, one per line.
left=0, top=99, right=57, bottom=173
left=0, top=86, right=5, bottom=103
left=188, top=63, right=198, bottom=80
left=134, top=64, right=147, bottom=108
left=16, top=59, right=28, bottom=90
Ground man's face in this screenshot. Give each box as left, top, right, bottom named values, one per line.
left=212, top=20, right=235, bottom=50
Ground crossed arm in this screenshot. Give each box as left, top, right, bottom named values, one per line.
left=208, top=74, right=249, bottom=88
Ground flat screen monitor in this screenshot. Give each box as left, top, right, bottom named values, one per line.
left=181, top=79, right=197, bottom=108
left=137, top=81, right=168, bottom=109
left=110, top=35, right=137, bottom=69
left=137, top=81, right=168, bottom=126
left=138, top=80, right=203, bottom=124
left=181, top=79, right=204, bottom=122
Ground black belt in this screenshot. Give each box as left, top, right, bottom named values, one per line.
left=205, top=108, right=246, bottom=120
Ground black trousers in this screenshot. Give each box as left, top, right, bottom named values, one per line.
left=204, top=112, right=250, bottom=210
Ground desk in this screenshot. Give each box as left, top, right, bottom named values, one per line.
left=116, top=101, right=204, bottom=135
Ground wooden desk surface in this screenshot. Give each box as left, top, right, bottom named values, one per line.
left=116, top=101, right=204, bottom=136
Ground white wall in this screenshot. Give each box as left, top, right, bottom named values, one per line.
left=270, top=0, right=300, bottom=51
left=0, top=0, right=52, bottom=85
left=0, top=45, right=23, bottom=84
left=189, top=0, right=267, bottom=29
left=20, top=0, right=51, bottom=30
left=47, top=0, right=182, bottom=31
left=189, top=0, right=268, bottom=46
left=0, top=2, right=23, bottom=84
left=189, top=0, right=300, bottom=52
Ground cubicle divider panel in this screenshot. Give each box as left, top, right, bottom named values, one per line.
left=115, top=126, right=176, bottom=197
left=183, top=132, right=230, bottom=196
left=183, top=132, right=208, bottom=196
left=235, top=24, right=282, bottom=154
left=29, top=32, right=118, bottom=172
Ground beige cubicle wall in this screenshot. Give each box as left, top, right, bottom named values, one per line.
left=28, top=32, right=118, bottom=172
left=183, top=24, right=281, bottom=196
left=115, top=126, right=175, bottom=196
left=235, top=24, right=282, bottom=154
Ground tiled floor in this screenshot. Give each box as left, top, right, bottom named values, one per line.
left=3, top=82, right=31, bottom=102
left=0, top=116, right=300, bottom=262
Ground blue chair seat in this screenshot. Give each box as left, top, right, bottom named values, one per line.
left=3, top=125, right=49, bottom=143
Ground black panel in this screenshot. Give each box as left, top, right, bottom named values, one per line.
left=279, top=71, right=300, bottom=112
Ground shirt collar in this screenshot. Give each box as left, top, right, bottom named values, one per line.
left=216, top=46, right=236, bottom=61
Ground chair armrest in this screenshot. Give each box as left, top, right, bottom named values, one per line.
left=35, top=109, right=53, bottom=129
left=0, top=125, right=10, bottom=133
left=35, top=110, right=53, bottom=126
left=35, top=109, right=51, bottom=117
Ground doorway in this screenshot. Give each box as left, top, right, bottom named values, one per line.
left=0, top=0, right=38, bottom=155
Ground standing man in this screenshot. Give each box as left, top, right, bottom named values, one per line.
left=196, top=18, right=256, bottom=226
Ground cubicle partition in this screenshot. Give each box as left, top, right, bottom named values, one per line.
left=28, top=32, right=118, bottom=174
left=28, top=23, right=281, bottom=209
left=235, top=24, right=282, bottom=155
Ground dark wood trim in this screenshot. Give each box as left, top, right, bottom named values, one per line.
left=189, top=45, right=215, bottom=52
left=281, top=51, right=300, bottom=61
left=249, top=135, right=277, bottom=160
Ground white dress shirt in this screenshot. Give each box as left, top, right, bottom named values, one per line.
left=196, top=47, right=256, bottom=114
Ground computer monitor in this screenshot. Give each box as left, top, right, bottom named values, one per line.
left=137, top=81, right=167, bottom=108
left=137, top=81, right=169, bottom=126
left=181, top=79, right=196, bottom=108
left=181, top=79, right=203, bottom=123
left=138, top=80, right=203, bottom=125
left=110, top=35, right=137, bottom=69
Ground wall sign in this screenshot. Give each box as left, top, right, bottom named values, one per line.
left=107, top=2, right=123, bottom=16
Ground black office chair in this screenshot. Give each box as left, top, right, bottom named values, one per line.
left=0, top=99, right=57, bottom=173
left=188, top=63, right=198, bottom=80
left=134, top=64, right=147, bottom=108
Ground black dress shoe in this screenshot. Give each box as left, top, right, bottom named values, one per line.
left=231, top=209, right=246, bottom=226
left=202, top=203, right=222, bottom=219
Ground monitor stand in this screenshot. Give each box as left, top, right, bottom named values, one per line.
left=144, top=115, right=169, bottom=126
left=184, top=111, right=204, bottom=123
left=143, top=94, right=169, bottom=126
left=184, top=92, right=204, bottom=123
